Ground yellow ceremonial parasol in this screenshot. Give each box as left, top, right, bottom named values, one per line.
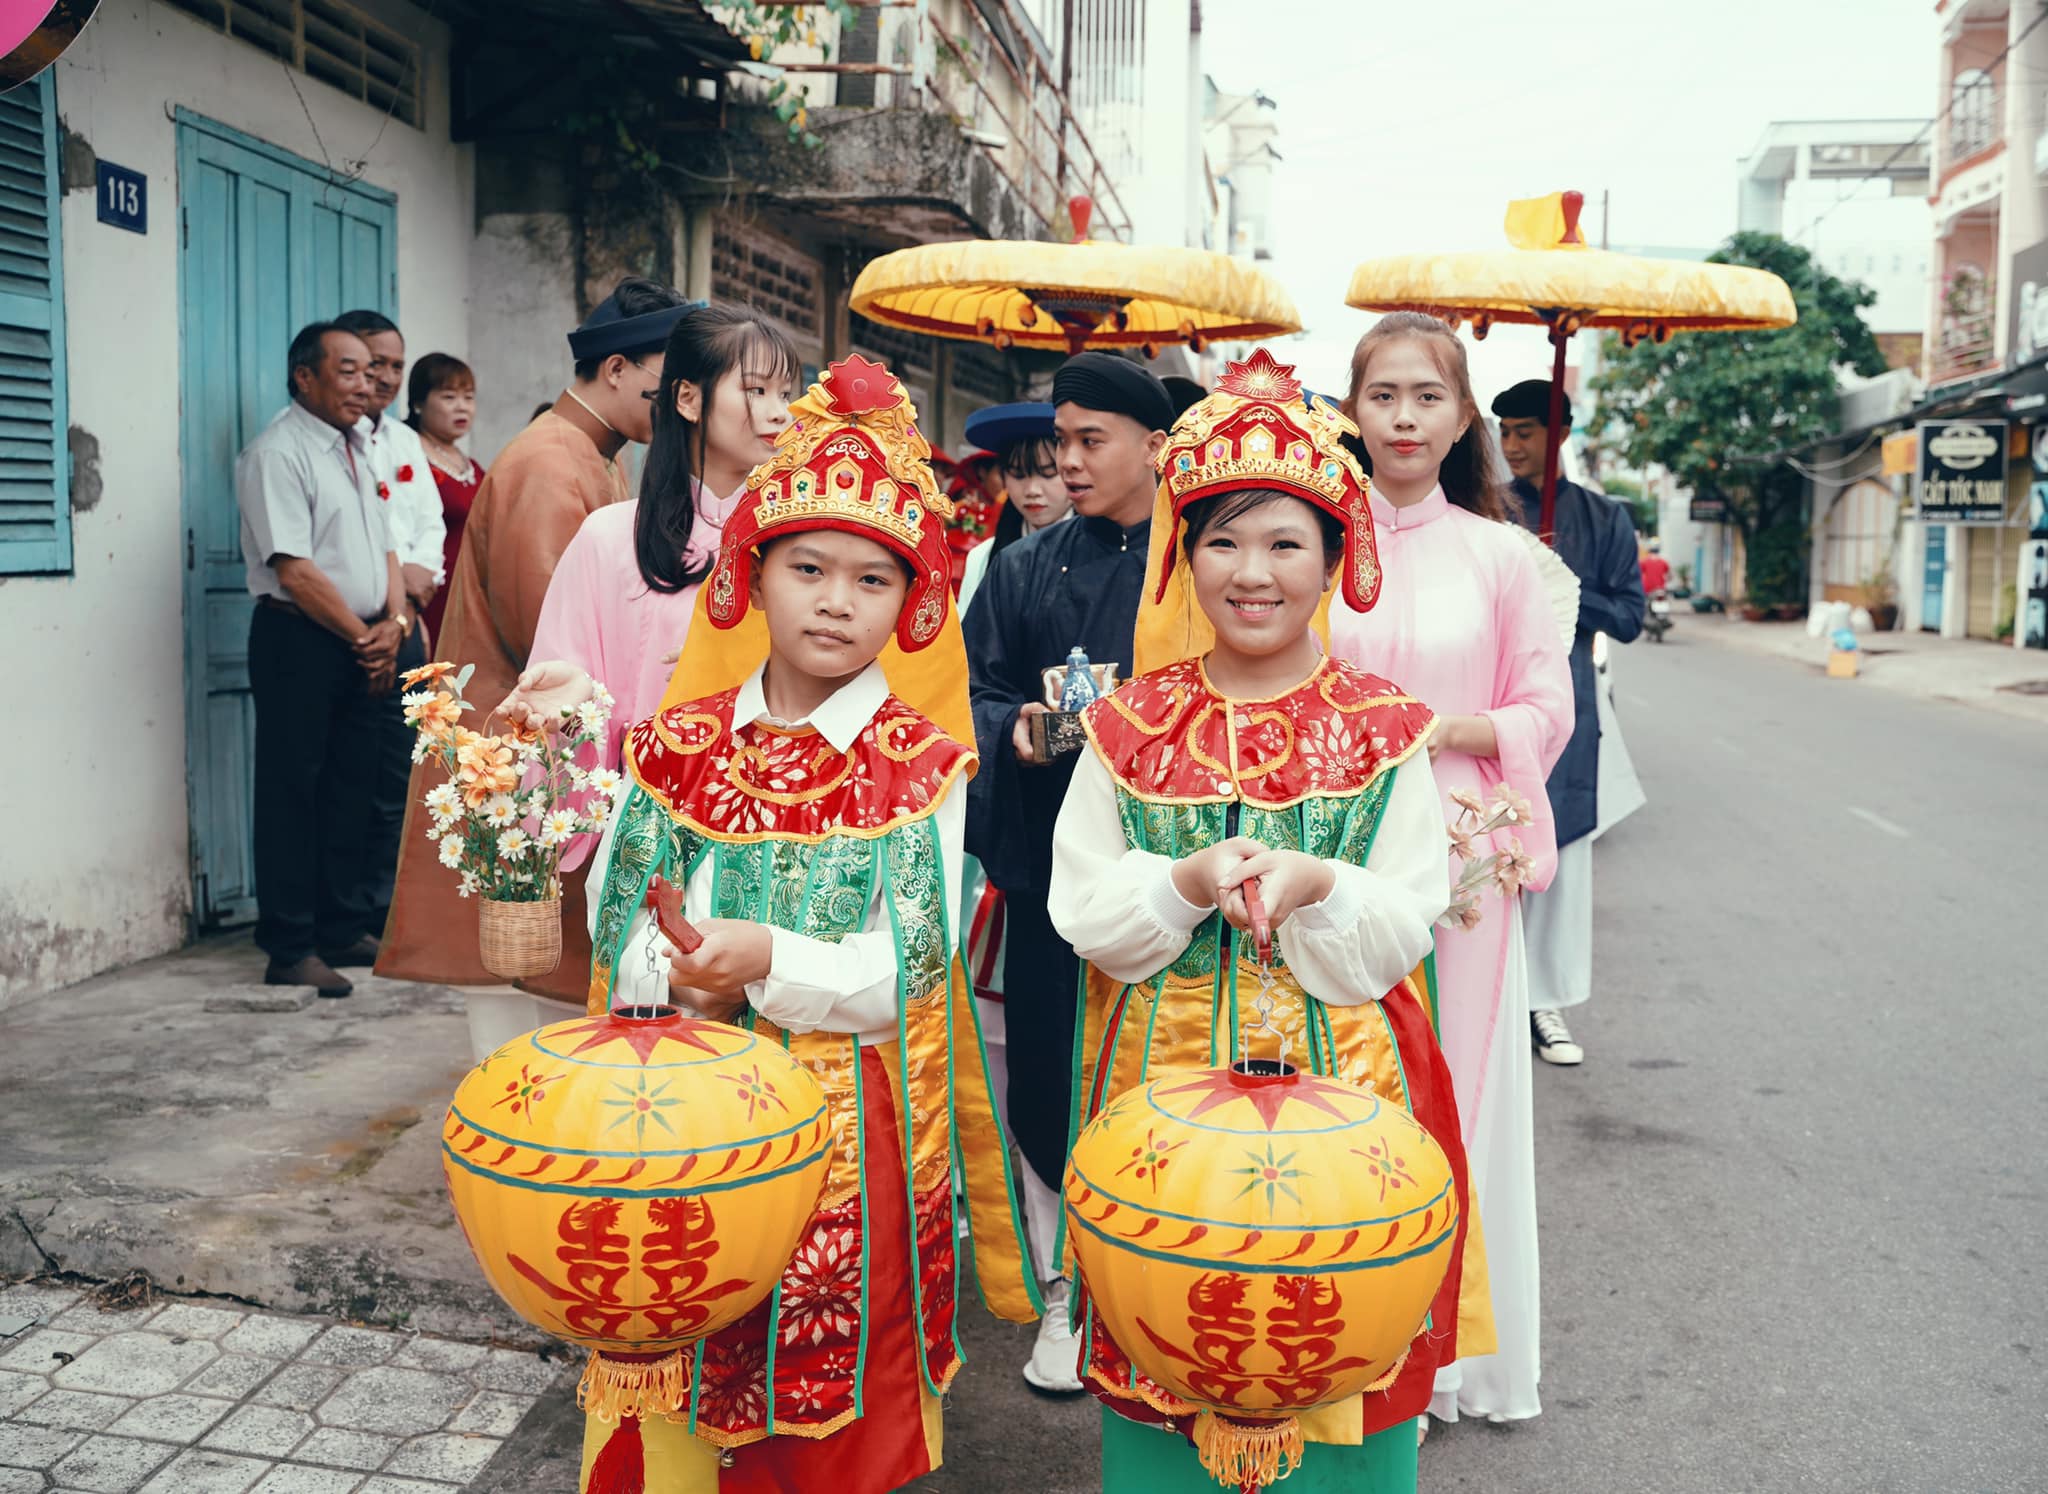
left=850, top=197, right=1301, bottom=358
left=1346, top=191, right=1797, bottom=538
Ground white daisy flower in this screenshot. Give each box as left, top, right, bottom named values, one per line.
left=574, top=700, right=607, bottom=734
left=457, top=871, right=480, bottom=899
left=524, top=791, right=550, bottom=819
left=424, top=783, right=462, bottom=822
left=410, top=738, right=430, bottom=764
left=498, top=828, right=532, bottom=861
left=481, top=794, right=519, bottom=829
left=586, top=767, right=624, bottom=798
left=438, top=836, right=463, bottom=869
left=538, top=809, right=580, bottom=847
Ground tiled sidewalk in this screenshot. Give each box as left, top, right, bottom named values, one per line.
left=0, top=1281, right=566, bottom=1493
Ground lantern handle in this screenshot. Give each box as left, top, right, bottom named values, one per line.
left=1237, top=878, right=1289, bottom=1071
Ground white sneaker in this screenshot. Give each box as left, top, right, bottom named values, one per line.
left=1021, top=1283, right=1084, bottom=1394
left=1531, top=1008, right=1584, bottom=1066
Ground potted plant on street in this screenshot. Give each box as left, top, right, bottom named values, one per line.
left=400, top=661, right=615, bottom=979
left=1671, top=562, right=1692, bottom=599
left=1862, top=560, right=1899, bottom=632
left=1742, top=522, right=1806, bottom=621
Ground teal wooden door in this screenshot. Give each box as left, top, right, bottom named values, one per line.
left=177, top=112, right=397, bottom=927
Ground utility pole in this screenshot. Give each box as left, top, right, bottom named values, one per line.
left=1601, top=188, right=1610, bottom=251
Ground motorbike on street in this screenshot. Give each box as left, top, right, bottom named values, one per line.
left=1644, top=587, right=1674, bottom=642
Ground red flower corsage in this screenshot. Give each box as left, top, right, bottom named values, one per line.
left=396, top=464, right=415, bottom=483
left=377, top=481, right=391, bottom=500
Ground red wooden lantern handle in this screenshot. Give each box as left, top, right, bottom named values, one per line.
left=645, top=874, right=704, bottom=955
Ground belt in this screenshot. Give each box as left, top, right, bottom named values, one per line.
left=257, top=595, right=379, bottom=627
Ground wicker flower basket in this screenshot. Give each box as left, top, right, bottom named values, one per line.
left=478, top=896, right=563, bottom=980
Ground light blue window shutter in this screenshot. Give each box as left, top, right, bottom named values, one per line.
left=0, top=75, right=70, bottom=575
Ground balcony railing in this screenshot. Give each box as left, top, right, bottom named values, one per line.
left=1941, top=81, right=2001, bottom=175
left=1933, top=305, right=1997, bottom=383
left=754, top=0, right=1136, bottom=242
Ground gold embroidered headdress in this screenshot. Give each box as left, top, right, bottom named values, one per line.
left=1134, top=348, right=1381, bottom=674
left=663, top=355, right=973, bottom=743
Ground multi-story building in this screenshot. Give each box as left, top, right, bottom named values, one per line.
left=1896, top=0, right=2048, bottom=644
left=0, top=0, right=1192, bottom=1005
left=1735, top=119, right=1931, bottom=617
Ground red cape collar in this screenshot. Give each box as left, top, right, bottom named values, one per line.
left=1080, top=657, right=1434, bottom=808
left=624, top=687, right=974, bottom=842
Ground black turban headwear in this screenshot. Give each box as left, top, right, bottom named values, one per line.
left=1051, top=351, right=1176, bottom=434
left=1490, top=378, right=1572, bottom=430
left=566, top=286, right=704, bottom=363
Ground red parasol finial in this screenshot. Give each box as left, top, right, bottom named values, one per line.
left=1068, top=195, right=1094, bottom=244
left=1559, top=191, right=1586, bottom=246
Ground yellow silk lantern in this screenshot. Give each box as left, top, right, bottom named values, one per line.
left=442, top=1004, right=831, bottom=1430
left=1065, top=1061, right=1457, bottom=1490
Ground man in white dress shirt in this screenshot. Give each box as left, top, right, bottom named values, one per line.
left=235, top=322, right=413, bottom=998
left=335, top=309, right=441, bottom=931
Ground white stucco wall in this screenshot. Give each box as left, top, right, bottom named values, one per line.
left=0, top=0, right=474, bottom=1005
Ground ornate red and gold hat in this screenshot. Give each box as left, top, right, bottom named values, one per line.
left=1154, top=348, right=1379, bottom=614
left=705, top=354, right=956, bottom=653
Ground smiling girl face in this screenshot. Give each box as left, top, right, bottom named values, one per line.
left=1185, top=490, right=1340, bottom=666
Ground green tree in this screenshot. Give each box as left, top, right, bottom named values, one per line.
left=1589, top=231, right=1886, bottom=600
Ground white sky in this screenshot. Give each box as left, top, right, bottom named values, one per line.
left=1199, top=0, right=1937, bottom=401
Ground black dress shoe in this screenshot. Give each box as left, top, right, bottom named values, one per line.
left=319, top=936, right=382, bottom=969
left=265, top=955, right=353, bottom=999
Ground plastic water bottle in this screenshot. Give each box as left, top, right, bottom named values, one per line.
left=1059, top=645, right=1100, bottom=710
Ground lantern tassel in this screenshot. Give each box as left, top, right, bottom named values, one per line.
left=576, top=1348, right=692, bottom=1426
left=1191, top=1410, right=1303, bottom=1491
left=585, top=1412, right=644, bottom=1494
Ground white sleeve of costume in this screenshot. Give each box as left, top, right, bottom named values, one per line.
left=1048, top=748, right=1211, bottom=985
left=1279, top=755, right=1451, bottom=1007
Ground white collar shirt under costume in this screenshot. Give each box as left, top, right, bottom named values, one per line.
left=234, top=399, right=393, bottom=619
left=586, top=660, right=965, bottom=1046
left=731, top=659, right=890, bottom=754
left=357, top=412, right=448, bottom=579
left=1046, top=683, right=1448, bottom=1005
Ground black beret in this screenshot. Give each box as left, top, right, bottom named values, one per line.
left=1491, top=378, right=1570, bottom=429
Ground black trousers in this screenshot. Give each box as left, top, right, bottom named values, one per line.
left=247, top=603, right=392, bottom=962
left=999, top=891, right=1082, bottom=1192
left=367, top=627, right=426, bottom=925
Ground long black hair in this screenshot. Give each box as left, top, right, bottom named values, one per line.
left=635, top=305, right=800, bottom=594
left=1342, top=311, right=1510, bottom=523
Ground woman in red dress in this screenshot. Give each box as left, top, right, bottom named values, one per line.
left=404, top=352, right=486, bottom=645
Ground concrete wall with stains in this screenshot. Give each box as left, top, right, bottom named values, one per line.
left=0, top=0, right=475, bottom=1006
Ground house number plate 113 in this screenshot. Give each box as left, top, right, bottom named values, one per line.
left=96, top=159, right=145, bottom=234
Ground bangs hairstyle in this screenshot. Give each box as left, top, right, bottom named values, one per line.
left=1180, top=488, right=1345, bottom=571
left=637, top=305, right=801, bottom=594
left=999, top=435, right=1057, bottom=479
left=403, top=353, right=476, bottom=431
left=1343, top=312, right=1510, bottom=523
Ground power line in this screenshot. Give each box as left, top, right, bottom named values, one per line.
left=1788, top=3, right=2048, bottom=247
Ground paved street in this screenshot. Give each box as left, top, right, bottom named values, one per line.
left=3, top=630, right=2042, bottom=1492
left=0, top=1282, right=566, bottom=1492
left=927, top=630, right=2048, bottom=1493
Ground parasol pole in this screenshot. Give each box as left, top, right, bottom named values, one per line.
left=1537, top=320, right=1568, bottom=544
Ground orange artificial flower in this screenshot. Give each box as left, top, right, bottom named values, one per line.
left=455, top=736, right=519, bottom=807
left=414, top=692, right=462, bottom=739
left=402, top=660, right=460, bottom=689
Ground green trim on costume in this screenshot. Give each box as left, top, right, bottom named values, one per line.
left=849, top=1040, right=872, bottom=1422
left=1098, top=1406, right=1417, bottom=1493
